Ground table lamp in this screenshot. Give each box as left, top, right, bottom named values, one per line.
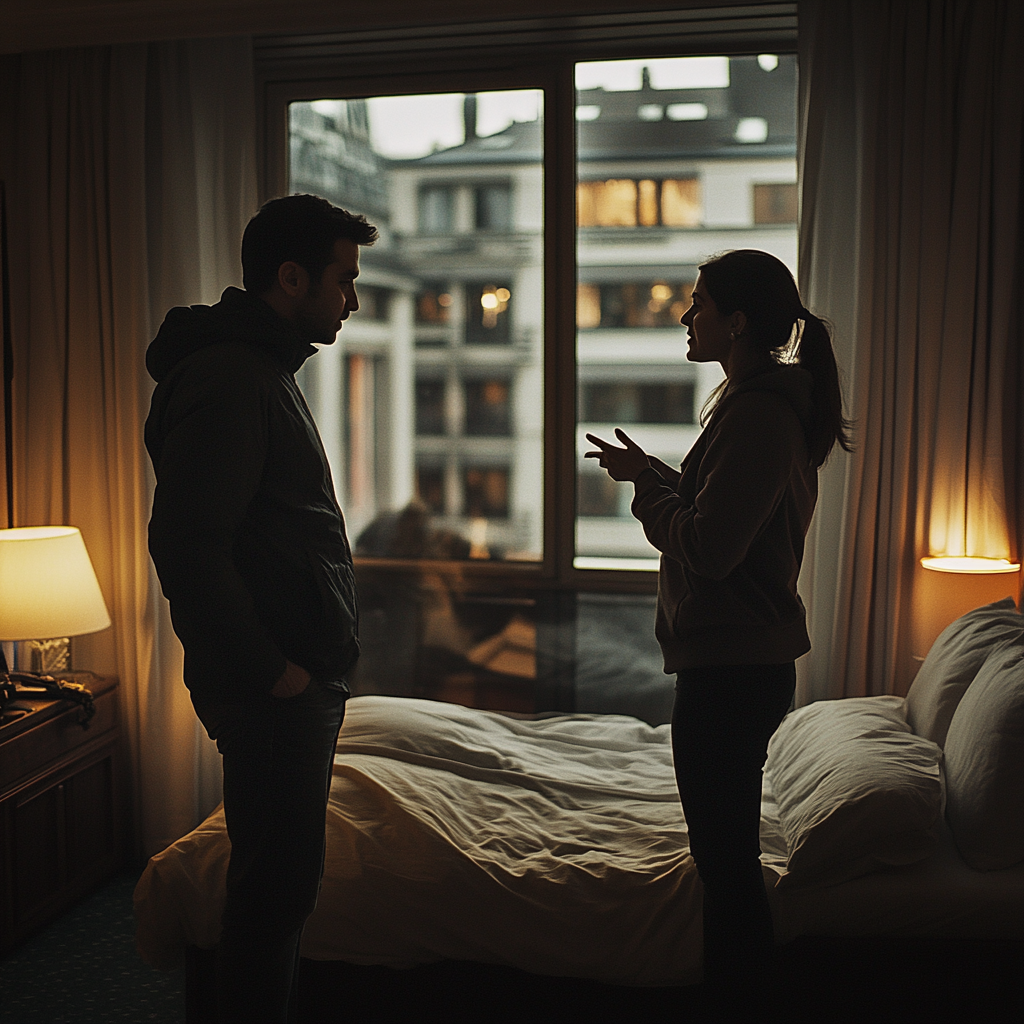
left=912, top=555, right=1022, bottom=660
left=0, top=526, right=111, bottom=675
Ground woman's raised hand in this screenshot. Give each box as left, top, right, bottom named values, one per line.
left=584, top=428, right=651, bottom=482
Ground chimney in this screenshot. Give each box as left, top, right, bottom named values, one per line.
left=463, top=94, right=478, bottom=142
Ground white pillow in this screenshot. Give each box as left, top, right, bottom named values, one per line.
left=943, top=640, right=1024, bottom=870
left=765, top=696, right=943, bottom=888
left=905, top=598, right=1023, bottom=747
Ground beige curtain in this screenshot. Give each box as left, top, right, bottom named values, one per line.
left=797, top=0, right=1024, bottom=703
left=0, top=38, right=258, bottom=856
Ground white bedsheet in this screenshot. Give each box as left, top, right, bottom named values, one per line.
left=134, top=695, right=1024, bottom=985
left=135, top=696, right=704, bottom=985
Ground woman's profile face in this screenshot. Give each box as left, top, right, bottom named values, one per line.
left=680, top=273, right=732, bottom=365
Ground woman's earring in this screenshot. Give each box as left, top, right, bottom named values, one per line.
left=729, top=332, right=736, bottom=341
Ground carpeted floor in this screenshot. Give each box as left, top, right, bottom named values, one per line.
left=2, top=871, right=1021, bottom=1024
left=0, top=870, right=185, bottom=1024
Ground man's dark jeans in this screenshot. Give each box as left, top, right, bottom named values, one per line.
left=672, top=663, right=795, bottom=991
left=192, top=677, right=348, bottom=1024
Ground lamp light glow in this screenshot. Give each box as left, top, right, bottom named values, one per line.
left=0, top=526, right=111, bottom=641
left=921, top=556, right=1021, bottom=574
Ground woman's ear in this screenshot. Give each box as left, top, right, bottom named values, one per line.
left=730, top=310, right=748, bottom=338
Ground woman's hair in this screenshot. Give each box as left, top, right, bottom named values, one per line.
left=697, top=249, right=853, bottom=467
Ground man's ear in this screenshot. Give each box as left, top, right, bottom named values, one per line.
left=277, top=261, right=308, bottom=298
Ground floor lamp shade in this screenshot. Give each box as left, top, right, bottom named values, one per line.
left=0, top=526, right=111, bottom=641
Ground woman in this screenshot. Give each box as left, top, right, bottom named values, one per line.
left=586, top=249, right=852, bottom=996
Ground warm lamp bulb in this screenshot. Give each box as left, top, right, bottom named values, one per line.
left=921, top=556, right=1021, bottom=574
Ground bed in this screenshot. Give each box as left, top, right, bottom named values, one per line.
left=134, top=599, right=1024, bottom=991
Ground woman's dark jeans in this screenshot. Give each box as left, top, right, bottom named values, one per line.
left=192, top=677, right=348, bottom=1024
left=672, top=663, right=795, bottom=987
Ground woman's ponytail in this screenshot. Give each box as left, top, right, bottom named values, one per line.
left=796, top=311, right=854, bottom=467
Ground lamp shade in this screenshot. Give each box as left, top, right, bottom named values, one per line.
left=0, top=526, right=111, bottom=640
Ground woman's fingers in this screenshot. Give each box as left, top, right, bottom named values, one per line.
left=614, top=427, right=641, bottom=449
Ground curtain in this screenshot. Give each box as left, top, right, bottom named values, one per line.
left=797, top=0, right=1024, bottom=703
left=0, top=38, right=258, bottom=856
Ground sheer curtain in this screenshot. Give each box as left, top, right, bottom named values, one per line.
left=0, top=38, right=257, bottom=856
left=797, top=0, right=1024, bottom=703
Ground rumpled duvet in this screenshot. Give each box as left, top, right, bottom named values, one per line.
left=135, top=696, right=703, bottom=985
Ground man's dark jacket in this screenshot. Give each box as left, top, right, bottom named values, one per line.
left=145, top=287, right=358, bottom=697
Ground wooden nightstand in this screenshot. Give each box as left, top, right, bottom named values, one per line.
left=0, top=673, right=126, bottom=955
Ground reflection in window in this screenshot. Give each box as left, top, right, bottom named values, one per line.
left=464, top=379, right=511, bottom=435
left=580, top=382, right=695, bottom=424
left=475, top=184, right=512, bottom=231
left=416, top=283, right=453, bottom=324
left=753, top=182, right=798, bottom=224
left=420, top=185, right=455, bottom=233
left=464, top=466, right=509, bottom=518
left=577, top=178, right=700, bottom=227
left=465, top=283, right=512, bottom=344
left=577, top=281, right=693, bottom=329
left=415, top=378, right=447, bottom=435
left=416, top=465, right=445, bottom=514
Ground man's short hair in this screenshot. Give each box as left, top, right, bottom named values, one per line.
left=242, top=194, right=378, bottom=295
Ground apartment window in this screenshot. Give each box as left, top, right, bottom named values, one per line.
left=475, top=183, right=512, bottom=231
left=420, top=185, right=455, bottom=234
left=580, top=382, right=695, bottom=425
left=577, top=178, right=701, bottom=228
left=465, top=282, right=512, bottom=345
left=416, top=282, right=453, bottom=330
left=464, top=378, right=512, bottom=436
left=416, top=465, right=445, bottom=514
left=415, top=378, right=447, bottom=435
left=464, top=466, right=510, bottom=518
left=754, top=182, right=798, bottom=224
left=577, top=281, right=693, bottom=330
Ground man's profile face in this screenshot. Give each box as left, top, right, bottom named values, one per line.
left=293, top=238, right=361, bottom=345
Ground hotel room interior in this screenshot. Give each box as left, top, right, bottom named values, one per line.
left=1, top=1, right=1022, bottom=1022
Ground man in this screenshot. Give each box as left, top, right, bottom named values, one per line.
left=145, top=194, right=378, bottom=1023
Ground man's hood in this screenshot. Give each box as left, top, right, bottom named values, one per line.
left=146, top=287, right=318, bottom=382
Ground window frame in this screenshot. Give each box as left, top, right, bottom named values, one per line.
left=258, top=10, right=797, bottom=596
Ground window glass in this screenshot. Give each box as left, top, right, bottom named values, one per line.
left=464, top=379, right=512, bottom=436
left=291, top=90, right=544, bottom=563
left=465, top=282, right=513, bottom=345
left=415, top=377, right=447, bottom=435
left=475, top=184, right=512, bottom=231
left=574, top=54, right=798, bottom=570
left=420, top=185, right=455, bottom=233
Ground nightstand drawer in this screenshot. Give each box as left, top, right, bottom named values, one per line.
left=0, top=677, right=118, bottom=795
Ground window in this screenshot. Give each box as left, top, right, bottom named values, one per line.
left=278, top=18, right=796, bottom=716
left=754, top=182, right=798, bottom=224
left=580, top=382, right=695, bottom=425
left=353, top=284, right=390, bottom=320
left=285, top=49, right=796, bottom=577
left=463, top=466, right=510, bottom=519
left=475, top=183, right=512, bottom=231
left=416, top=283, right=453, bottom=324
left=577, top=281, right=693, bottom=330
left=415, top=378, right=447, bottom=435
left=420, top=185, right=455, bottom=233
left=464, top=378, right=512, bottom=436
left=465, top=282, right=512, bottom=345
left=416, top=465, right=445, bottom=514
left=577, top=178, right=701, bottom=228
